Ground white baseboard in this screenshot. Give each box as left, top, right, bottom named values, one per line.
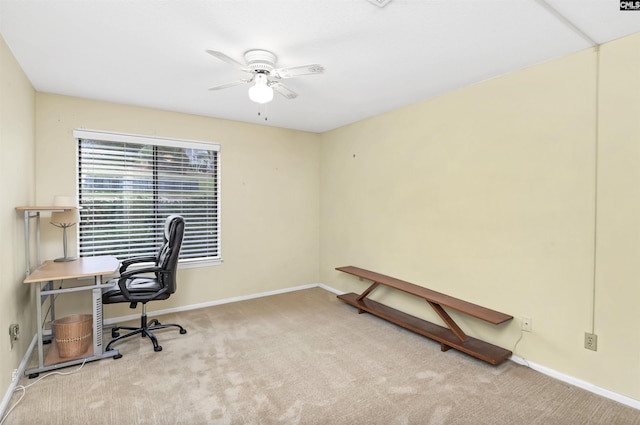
left=106, top=283, right=639, bottom=410
left=316, top=282, right=345, bottom=295
left=0, top=335, right=37, bottom=421
left=509, top=355, right=640, bottom=410
left=6, top=283, right=638, bottom=420
left=104, top=282, right=332, bottom=325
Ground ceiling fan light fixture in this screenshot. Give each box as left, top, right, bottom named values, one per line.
left=248, top=73, right=273, bottom=104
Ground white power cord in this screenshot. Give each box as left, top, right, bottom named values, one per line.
left=512, top=327, right=531, bottom=368
left=0, top=359, right=87, bottom=425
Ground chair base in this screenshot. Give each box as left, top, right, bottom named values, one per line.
left=106, top=304, right=187, bottom=356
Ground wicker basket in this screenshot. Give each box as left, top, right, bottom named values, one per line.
left=53, top=314, right=93, bottom=358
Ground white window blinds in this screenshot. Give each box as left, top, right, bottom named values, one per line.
left=75, top=130, right=220, bottom=265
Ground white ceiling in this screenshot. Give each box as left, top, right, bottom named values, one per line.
left=1, top=0, right=639, bottom=133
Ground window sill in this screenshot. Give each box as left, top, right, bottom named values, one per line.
left=178, top=258, right=223, bottom=269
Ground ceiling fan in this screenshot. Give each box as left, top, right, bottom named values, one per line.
left=206, top=49, right=325, bottom=104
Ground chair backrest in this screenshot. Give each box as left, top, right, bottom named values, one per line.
left=156, top=215, right=185, bottom=294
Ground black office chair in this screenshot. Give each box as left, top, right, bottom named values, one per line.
left=103, top=215, right=187, bottom=357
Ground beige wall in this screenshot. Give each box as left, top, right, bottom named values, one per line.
left=34, top=94, right=321, bottom=319
left=0, top=35, right=36, bottom=391
left=594, top=34, right=640, bottom=397
left=320, top=34, right=640, bottom=400
left=4, top=27, right=640, bottom=407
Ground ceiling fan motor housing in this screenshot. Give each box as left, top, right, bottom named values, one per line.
left=244, top=49, right=276, bottom=74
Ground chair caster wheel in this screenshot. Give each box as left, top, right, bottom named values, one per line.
left=113, top=353, right=123, bottom=359
left=154, top=346, right=163, bottom=352
left=180, top=329, right=187, bottom=334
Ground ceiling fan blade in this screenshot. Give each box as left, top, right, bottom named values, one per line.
left=273, top=64, right=325, bottom=79
left=270, top=81, right=298, bottom=99
left=208, top=79, right=252, bottom=91
left=205, top=49, right=249, bottom=72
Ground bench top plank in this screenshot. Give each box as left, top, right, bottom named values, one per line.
left=336, top=266, right=512, bottom=325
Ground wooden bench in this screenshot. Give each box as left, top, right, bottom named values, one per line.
left=336, top=266, right=513, bottom=365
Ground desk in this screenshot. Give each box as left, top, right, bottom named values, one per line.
left=24, top=256, right=120, bottom=377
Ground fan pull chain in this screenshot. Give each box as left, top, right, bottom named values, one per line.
left=257, top=104, right=268, bottom=121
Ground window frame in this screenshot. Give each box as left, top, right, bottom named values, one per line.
left=74, top=129, right=222, bottom=269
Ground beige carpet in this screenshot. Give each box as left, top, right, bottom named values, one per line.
left=3, top=288, right=639, bottom=424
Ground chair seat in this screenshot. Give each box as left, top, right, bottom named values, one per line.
left=103, top=276, right=170, bottom=304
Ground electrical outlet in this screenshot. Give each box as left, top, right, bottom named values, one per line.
left=11, top=369, right=18, bottom=382
left=9, top=324, right=19, bottom=350
left=522, top=316, right=533, bottom=332
left=584, top=332, right=597, bottom=351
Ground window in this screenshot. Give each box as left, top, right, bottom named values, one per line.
left=75, top=129, right=220, bottom=266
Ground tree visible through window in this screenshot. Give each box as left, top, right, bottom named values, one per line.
left=75, top=130, right=220, bottom=265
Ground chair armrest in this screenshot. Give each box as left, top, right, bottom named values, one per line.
left=119, top=256, right=157, bottom=273
left=120, top=265, right=161, bottom=279
left=116, top=265, right=168, bottom=302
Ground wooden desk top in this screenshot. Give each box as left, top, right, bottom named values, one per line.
left=15, top=206, right=75, bottom=211
left=24, top=256, right=119, bottom=284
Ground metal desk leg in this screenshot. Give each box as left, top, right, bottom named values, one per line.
left=35, top=282, right=44, bottom=370
left=23, top=210, right=30, bottom=277
left=49, top=283, right=55, bottom=329
left=92, top=278, right=103, bottom=355
left=35, top=213, right=41, bottom=266
left=94, top=275, right=120, bottom=359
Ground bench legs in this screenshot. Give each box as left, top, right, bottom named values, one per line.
left=356, top=282, right=379, bottom=314
left=355, top=283, right=469, bottom=344
left=426, top=301, right=468, bottom=343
